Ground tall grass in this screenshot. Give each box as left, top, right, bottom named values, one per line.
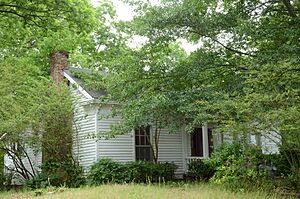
left=0, top=183, right=292, bottom=199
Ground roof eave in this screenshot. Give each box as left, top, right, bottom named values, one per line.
left=63, top=71, right=94, bottom=100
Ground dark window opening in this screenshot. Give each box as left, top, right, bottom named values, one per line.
left=191, top=128, right=203, bottom=157
left=135, top=126, right=151, bottom=161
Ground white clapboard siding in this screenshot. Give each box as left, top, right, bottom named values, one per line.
left=156, top=129, right=185, bottom=175
left=4, top=146, right=42, bottom=184
left=97, top=105, right=134, bottom=162
left=71, top=87, right=97, bottom=171
left=261, top=132, right=280, bottom=154
left=20, top=147, right=42, bottom=175
left=247, top=133, right=280, bottom=154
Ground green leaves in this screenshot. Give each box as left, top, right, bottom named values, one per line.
left=0, top=1, right=124, bottom=172
left=0, top=58, right=43, bottom=137
left=105, top=41, right=187, bottom=136
left=110, top=0, right=300, bottom=161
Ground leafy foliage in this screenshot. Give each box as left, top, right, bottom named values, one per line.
left=0, top=0, right=124, bottom=186
left=88, top=158, right=177, bottom=185
left=104, top=42, right=187, bottom=162
left=26, top=158, right=85, bottom=189
left=37, top=84, right=74, bottom=163
left=208, top=143, right=277, bottom=192
left=187, top=160, right=215, bottom=181
left=116, top=0, right=300, bottom=186
left=88, top=158, right=125, bottom=185
left=124, top=161, right=177, bottom=183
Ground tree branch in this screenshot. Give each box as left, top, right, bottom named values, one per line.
left=0, top=9, right=24, bottom=18
left=281, top=0, right=297, bottom=17
left=187, top=29, right=255, bottom=57
left=0, top=4, right=55, bottom=13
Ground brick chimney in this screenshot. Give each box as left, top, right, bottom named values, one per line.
left=50, top=51, right=69, bottom=83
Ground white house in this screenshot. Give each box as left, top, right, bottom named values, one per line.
left=63, top=66, right=281, bottom=176
left=64, top=66, right=219, bottom=176
left=4, top=52, right=279, bottom=181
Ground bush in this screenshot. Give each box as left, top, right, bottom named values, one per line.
left=125, top=161, right=177, bottom=182
left=156, top=162, right=177, bottom=181
left=275, top=168, right=300, bottom=193
left=187, top=159, right=215, bottom=181
left=88, top=158, right=125, bottom=185
left=88, top=158, right=177, bottom=185
left=0, top=173, right=12, bottom=191
left=209, top=142, right=274, bottom=191
left=26, top=158, right=85, bottom=189
left=26, top=173, right=50, bottom=189
left=208, top=142, right=243, bottom=168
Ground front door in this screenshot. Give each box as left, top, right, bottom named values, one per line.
left=191, top=127, right=214, bottom=157
left=191, top=128, right=203, bottom=157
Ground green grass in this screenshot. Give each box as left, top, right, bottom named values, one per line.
left=0, top=183, right=291, bottom=199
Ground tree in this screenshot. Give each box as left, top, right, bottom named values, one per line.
left=116, top=0, right=300, bottom=168
left=0, top=57, right=44, bottom=180
left=104, top=42, right=187, bottom=163
left=0, top=0, right=122, bottom=185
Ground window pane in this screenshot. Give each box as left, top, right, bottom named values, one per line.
left=136, top=148, right=140, bottom=160
left=141, top=135, right=145, bottom=145
left=135, top=136, right=139, bottom=145
left=145, top=135, right=150, bottom=145
left=145, top=147, right=150, bottom=161
left=135, top=126, right=151, bottom=161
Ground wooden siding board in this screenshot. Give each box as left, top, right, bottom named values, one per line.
left=156, top=129, right=185, bottom=175
left=71, top=87, right=97, bottom=171
left=97, top=105, right=135, bottom=163
left=261, top=132, right=280, bottom=154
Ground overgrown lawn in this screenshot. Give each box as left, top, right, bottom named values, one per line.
left=0, top=183, right=291, bottom=199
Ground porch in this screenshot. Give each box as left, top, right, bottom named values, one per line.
left=182, top=124, right=219, bottom=172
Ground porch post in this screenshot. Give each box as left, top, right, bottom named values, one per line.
left=202, top=123, right=209, bottom=158
left=182, top=127, right=187, bottom=172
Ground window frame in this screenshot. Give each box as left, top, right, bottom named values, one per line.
left=135, top=126, right=152, bottom=161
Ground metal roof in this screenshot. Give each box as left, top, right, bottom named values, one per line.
left=64, top=67, right=107, bottom=99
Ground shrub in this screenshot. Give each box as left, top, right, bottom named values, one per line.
left=0, top=173, right=12, bottom=191
left=209, top=142, right=274, bottom=191
left=0, top=174, right=6, bottom=190
left=26, top=173, right=50, bottom=189
left=156, top=162, right=177, bottom=181
left=26, top=158, right=85, bottom=189
left=187, top=159, right=215, bottom=181
left=88, top=158, right=177, bottom=185
left=124, top=161, right=156, bottom=183
left=208, top=142, right=243, bottom=168
left=125, top=161, right=177, bottom=182
left=88, top=158, right=125, bottom=185
left=274, top=167, right=300, bottom=193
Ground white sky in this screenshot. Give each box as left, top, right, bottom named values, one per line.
left=91, top=0, right=135, bottom=21
left=91, top=0, right=200, bottom=54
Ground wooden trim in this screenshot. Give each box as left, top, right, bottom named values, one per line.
left=202, top=123, right=209, bottom=159
left=182, top=126, right=187, bottom=172
left=132, top=130, right=136, bottom=161
left=63, top=71, right=93, bottom=100
left=94, top=107, right=99, bottom=162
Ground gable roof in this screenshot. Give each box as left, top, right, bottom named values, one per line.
left=64, top=67, right=107, bottom=99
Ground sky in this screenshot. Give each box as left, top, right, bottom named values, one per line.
left=91, top=0, right=201, bottom=53
left=109, top=0, right=135, bottom=21
left=91, top=0, right=134, bottom=21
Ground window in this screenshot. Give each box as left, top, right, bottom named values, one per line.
left=135, top=126, right=151, bottom=161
